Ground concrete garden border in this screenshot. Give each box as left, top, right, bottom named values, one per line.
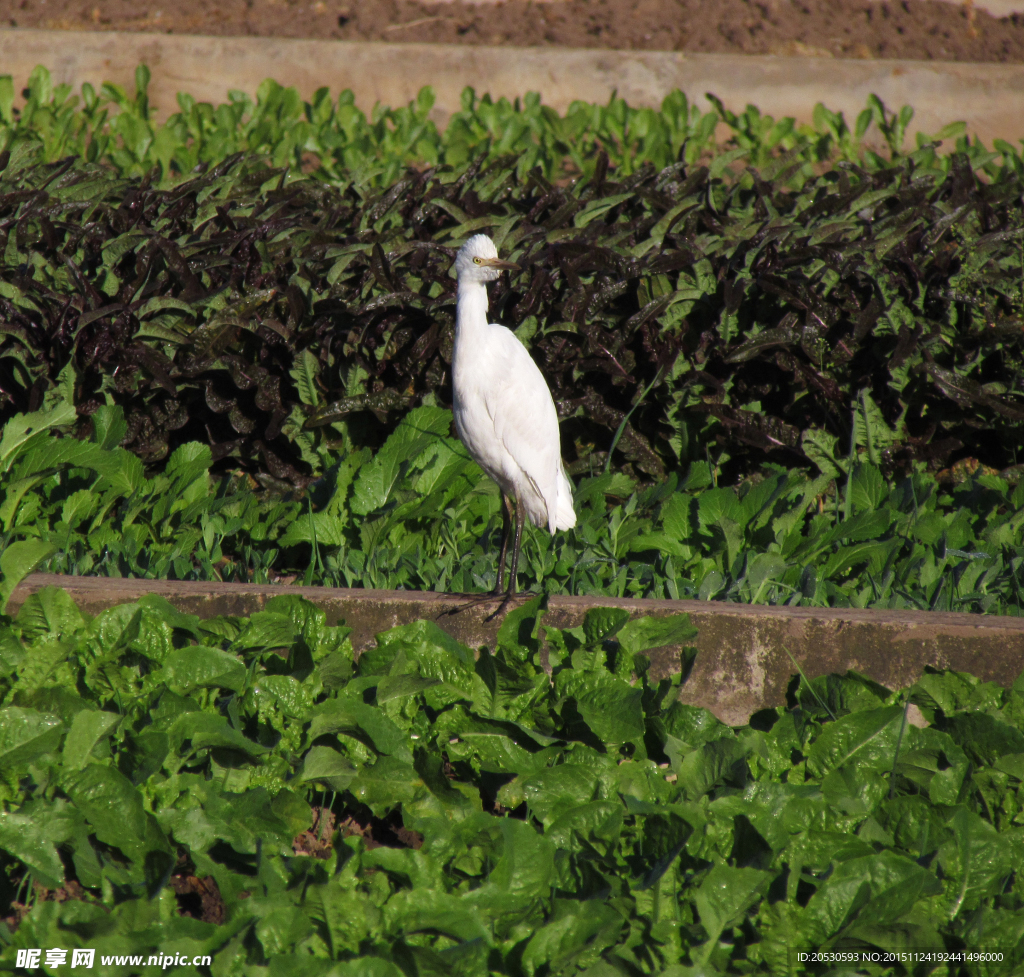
left=11, top=573, right=1024, bottom=725
left=1, top=28, right=1023, bottom=147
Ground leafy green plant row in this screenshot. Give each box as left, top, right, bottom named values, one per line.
left=2, top=401, right=1022, bottom=617
left=1, top=136, right=1022, bottom=490
left=4, top=64, right=1022, bottom=188
left=1, top=586, right=1024, bottom=974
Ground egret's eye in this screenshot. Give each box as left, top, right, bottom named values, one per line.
left=473, top=257, right=482, bottom=264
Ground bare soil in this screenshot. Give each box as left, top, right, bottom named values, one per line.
left=2, top=0, right=1023, bottom=63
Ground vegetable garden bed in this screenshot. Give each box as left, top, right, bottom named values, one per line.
left=1, top=586, right=1024, bottom=975
left=3, top=399, right=1024, bottom=622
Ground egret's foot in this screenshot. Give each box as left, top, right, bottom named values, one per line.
left=436, top=591, right=505, bottom=618
left=483, top=590, right=536, bottom=623
left=436, top=589, right=535, bottom=620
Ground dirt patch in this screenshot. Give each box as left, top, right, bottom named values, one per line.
left=2, top=880, right=94, bottom=932
left=1, top=868, right=228, bottom=930
left=338, top=808, right=424, bottom=849
left=290, top=804, right=425, bottom=855
left=169, top=873, right=226, bottom=924
left=2, top=0, right=1023, bottom=63
left=292, top=805, right=337, bottom=858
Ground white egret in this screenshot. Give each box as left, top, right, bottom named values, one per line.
left=451, top=234, right=576, bottom=610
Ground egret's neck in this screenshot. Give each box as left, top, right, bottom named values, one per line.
left=455, top=280, right=489, bottom=340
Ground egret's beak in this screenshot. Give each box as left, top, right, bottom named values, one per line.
left=481, top=258, right=520, bottom=272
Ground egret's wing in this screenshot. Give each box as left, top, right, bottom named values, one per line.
left=483, top=326, right=567, bottom=531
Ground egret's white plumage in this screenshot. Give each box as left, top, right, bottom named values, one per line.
left=451, top=234, right=575, bottom=599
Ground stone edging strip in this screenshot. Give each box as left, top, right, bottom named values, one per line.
left=1, top=29, right=1023, bottom=147
left=11, top=573, right=1024, bottom=725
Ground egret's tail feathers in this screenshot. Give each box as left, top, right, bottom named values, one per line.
left=521, top=469, right=577, bottom=533
left=554, top=467, right=577, bottom=531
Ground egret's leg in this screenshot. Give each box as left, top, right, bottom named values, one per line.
left=492, top=492, right=513, bottom=595
left=505, top=496, right=526, bottom=598
left=441, top=493, right=525, bottom=621
left=484, top=500, right=526, bottom=621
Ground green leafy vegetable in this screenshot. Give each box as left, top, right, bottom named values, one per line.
left=0, top=592, right=1019, bottom=973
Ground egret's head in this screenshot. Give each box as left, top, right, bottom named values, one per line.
left=454, top=234, right=519, bottom=283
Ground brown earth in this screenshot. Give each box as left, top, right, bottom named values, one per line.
left=2, top=0, right=1023, bottom=63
